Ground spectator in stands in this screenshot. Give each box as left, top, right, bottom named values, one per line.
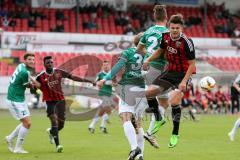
left=234, top=28, right=240, bottom=38
left=123, top=24, right=136, bottom=35
left=144, top=16, right=154, bottom=30
left=55, top=21, right=64, bottom=32
left=2, top=16, right=9, bottom=29
left=0, top=8, right=8, bottom=18
left=9, top=18, right=16, bottom=27
left=28, top=16, right=36, bottom=28
left=226, top=18, right=237, bottom=37
left=50, top=21, right=64, bottom=32
left=14, top=0, right=26, bottom=7
left=56, top=10, right=65, bottom=20
left=185, top=16, right=202, bottom=27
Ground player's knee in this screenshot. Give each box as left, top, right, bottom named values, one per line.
left=170, top=90, right=183, bottom=106
left=58, top=121, right=65, bottom=131
left=23, top=121, right=31, bottom=129
left=158, top=98, right=169, bottom=108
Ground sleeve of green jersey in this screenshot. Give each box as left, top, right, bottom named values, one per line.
left=21, top=71, right=30, bottom=86
left=139, top=32, right=146, bottom=45
left=104, top=52, right=127, bottom=81
left=95, top=73, right=101, bottom=82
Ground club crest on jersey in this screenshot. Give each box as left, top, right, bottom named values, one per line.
left=176, top=41, right=181, bottom=48
left=167, top=46, right=177, bottom=54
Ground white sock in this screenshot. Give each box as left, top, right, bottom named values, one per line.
left=147, top=114, right=155, bottom=135
left=159, top=105, right=165, bottom=117
left=137, top=127, right=144, bottom=156
left=123, top=121, right=138, bottom=150
left=15, top=126, right=29, bottom=149
left=100, top=113, right=108, bottom=128
left=8, top=124, right=22, bottom=140
left=230, top=118, right=240, bottom=136
left=89, top=116, right=99, bottom=129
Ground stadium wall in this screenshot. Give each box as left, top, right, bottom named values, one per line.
left=1, top=32, right=238, bottom=56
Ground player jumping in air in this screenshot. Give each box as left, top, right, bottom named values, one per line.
left=88, top=60, right=117, bottom=134
left=136, top=4, right=168, bottom=148
left=5, top=53, right=35, bottom=153
left=143, top=14, right=196, bottom=148
left=34, top=56, right=94, bottom=152
left=97, top=33, right=146, bottom=160
left=228, top=74, right=240, bottom=141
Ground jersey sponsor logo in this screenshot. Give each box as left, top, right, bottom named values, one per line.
left=167, top=46, right=177, bottom=54
left=48, top=80, right=59, bottom=87
left=176, top=41, right=182, bottom=48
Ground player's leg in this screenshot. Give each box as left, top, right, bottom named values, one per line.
left=120, top=112, right=141, bottom=160
left=46, top=101, right=62, bottom=152
left=6, top=100, right=31, bottom=153
left=100, top=108, right=112, bottom=134
left=14, top=116, right=31, bottom=153
left=135, top=118, right=144, bottom=160
left=134, top=97, right=149, bottom=160
left=228, top=113, right=240, bottom=141
left=88, top=114, right=99, bottom=133
left=117, top=85, right=141, bottom=160
left=144, top=97, right=168, bottom=148
left=168, top=89, right=183, bottom=148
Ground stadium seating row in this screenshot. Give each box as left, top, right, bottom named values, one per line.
left=0, top=4, right=234, bottom=38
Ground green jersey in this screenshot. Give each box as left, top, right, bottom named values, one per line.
left=118, top=47, right=145, bottom=87
left=7, top=63, right=30, bottom=102
left=140, top=25, right=168, bottom=70
left=96, top=71, right=112, bottom=97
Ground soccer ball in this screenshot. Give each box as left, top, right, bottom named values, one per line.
left=199, top=76, right=216, bottom=91
left=31, top=97, right=38, bottom=103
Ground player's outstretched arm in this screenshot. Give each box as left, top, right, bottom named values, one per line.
left=97, top=58, right=126, bottom=88
left=136, top=43, right=147, bottom=55
left=143, top=48, right=164, bottom=70
left=69, top=75, right=94, bottom=84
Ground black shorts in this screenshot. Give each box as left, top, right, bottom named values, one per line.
left=46, top=100, right=66, bottom=121
left=153, top=71, right=189, bottom=91
left=182, top=98, right=192, bottom=107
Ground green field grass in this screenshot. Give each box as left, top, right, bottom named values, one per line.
left=0, top=109, right=240, bottom=160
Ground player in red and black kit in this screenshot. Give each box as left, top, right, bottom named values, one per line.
left=34, top=56, right=93, bottom=152
left=143, top=14, right=196, bottom=148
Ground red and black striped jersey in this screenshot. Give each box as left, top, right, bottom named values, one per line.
left=160, top=32, right=195, bottom=73
left=36, top=68, right=71, bottom=101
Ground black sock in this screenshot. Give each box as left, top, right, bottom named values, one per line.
left=147, top=98, right=162, bottom=121
left=189, top=109, right=196, bottom=121
left=171, top=105, right=181, bottom=135
left=50, top=126, right=60, bottom=146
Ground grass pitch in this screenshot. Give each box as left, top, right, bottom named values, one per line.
left=0, top=109, right=240, bottom=160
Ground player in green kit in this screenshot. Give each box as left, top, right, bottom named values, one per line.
left=5, top=53, right=35, bottom=153
left=88, top=60, right=117, bottom=134
left=97, top=33, right=147, bottom=160
left=137, top=5, right=168, bottom=148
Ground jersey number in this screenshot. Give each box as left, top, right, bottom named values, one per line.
left=131, top=54, right=143, bottom=70
left=147, top=36, right=158, bottom=53
left=10, top=69, right=19, bottom=84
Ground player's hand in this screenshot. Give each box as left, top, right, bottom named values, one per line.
left=143, top=60, right=150, bottom=71
left=178, top=81, right=187, bottom=92
left=97, top=79, right=105, bottom=89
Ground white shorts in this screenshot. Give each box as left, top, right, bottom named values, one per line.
left=144, top=66, right=169, bottom=99
left=116, top=85, right=148, bottom=119
left=6, top=99, right=30, bottom=120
